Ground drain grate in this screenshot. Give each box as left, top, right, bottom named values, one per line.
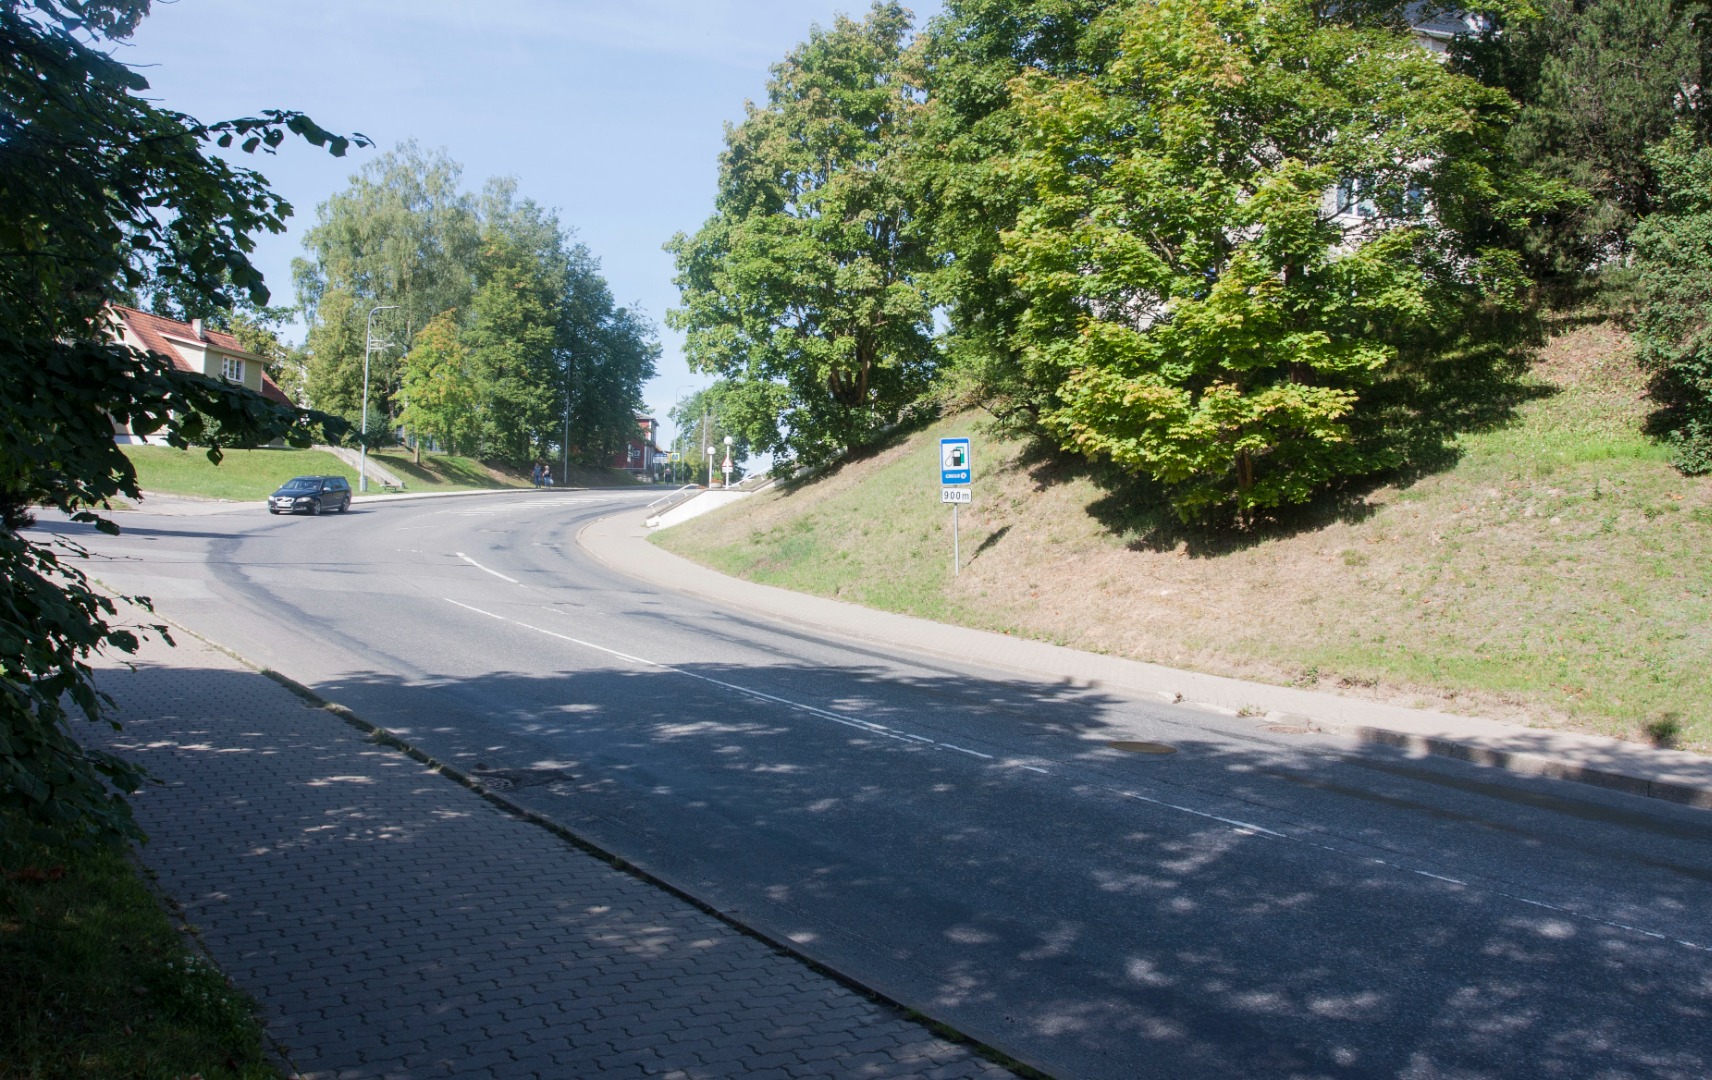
left=468, top=765, right=578, bottom=791
left=1107, top=740, right=1176, bottom=755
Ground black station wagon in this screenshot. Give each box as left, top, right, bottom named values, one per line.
left=268, top=475, right=352, bottom=515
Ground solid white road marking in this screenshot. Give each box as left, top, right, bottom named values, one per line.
left=455, top=552, right=521, bottom=585
left=444, top=598, right=926, bottom=747
left=939, top=743, right=995, bottom=760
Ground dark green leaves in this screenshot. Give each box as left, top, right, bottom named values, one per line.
left=1, top=0, right=361, bottom=841
left=667, top=2, right=936, bottom=470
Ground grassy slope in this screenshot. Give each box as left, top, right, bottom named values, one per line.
left=366, top=450, right=530, bottom=491
left=655, top=320, right=1712, bottom=751
left=121, top=447, right=637, bottom=501
left=123, top=446, right=358, bottom=502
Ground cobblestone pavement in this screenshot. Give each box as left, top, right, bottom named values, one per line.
left=91, top=632, right=1019, bottom=1080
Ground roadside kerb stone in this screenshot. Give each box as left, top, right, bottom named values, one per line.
left=579, top=508, right=1712, bottom=810
left=88, top=625, right=1031, bottom=1080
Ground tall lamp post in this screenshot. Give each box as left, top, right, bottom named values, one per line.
left=705, top=444, right=715, bottom=489
left=359, top=304, right=399, bottom=494
left=667, top=383, right=702, bottom=485
left=722, top=435, right=734, bottom=489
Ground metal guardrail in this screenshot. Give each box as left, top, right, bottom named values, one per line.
left=646, top=483, right=700, bottom=511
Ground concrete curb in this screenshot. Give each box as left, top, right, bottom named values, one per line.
left=146, top=612, right=1054, bottom=1080
left=579, top=508, right=1712, bottom=811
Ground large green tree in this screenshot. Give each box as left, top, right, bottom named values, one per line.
left=908, top=0, right=1121, bottom=422
left=1000, top=0, right=1547, bottom=518
left=1458, top=0, right=1712, bottom=273
left=399, top=310, right=481, bottom=457
left=297, top=163, right=656, bottom=467
left=293, top=141, right=480, bottom=419
left=470, top=187, right=659, bottom=467
left=667, top=2, right=937, bottom=470
left=1, top=0, right=358, bottom=840
left=465, top=220, right=562, bottom=464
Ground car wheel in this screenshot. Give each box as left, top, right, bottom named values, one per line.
left=338, top=496, right=349, bottom=513
left=309, top=500, right=320, bottom=515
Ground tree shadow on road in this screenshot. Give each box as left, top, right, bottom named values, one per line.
left=87, top=653, right=1712, bottom=1080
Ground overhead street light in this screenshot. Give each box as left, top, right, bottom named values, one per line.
left=360, top=304, right=399, bottom=494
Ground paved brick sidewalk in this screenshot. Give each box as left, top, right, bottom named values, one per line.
left=91, top=632, right=1019, bottom=1080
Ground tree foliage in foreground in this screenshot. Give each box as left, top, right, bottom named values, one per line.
left=997, top=0, right=1551, bottom=518
left=1, top=0, right=359, bottom=842
left=667, top=2, right=937, bottom=470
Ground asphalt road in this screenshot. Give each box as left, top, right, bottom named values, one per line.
left=44, top=489, right=1712, bottom=1080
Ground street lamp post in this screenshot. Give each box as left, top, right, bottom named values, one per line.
left=705, top=444, right=715, bottom=489
left=669, top=384, right=701, bottom=485
left=360, top=304, right=399, bottom=494
left=722, top=435, right=734, bottom=489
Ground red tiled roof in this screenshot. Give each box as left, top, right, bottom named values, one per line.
left=258, top=375, right=293, bottom=406
left=110, top=304, right=294, bottom=406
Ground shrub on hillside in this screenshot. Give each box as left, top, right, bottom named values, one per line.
left=998, top=0, right=1553, bottom=520
left=1633, top=128, right=1712, bottom=474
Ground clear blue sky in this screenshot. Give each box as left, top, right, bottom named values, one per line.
left=122, top=0, right=942, bottom=443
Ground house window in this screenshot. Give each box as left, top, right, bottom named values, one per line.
left=221, top=356, right=245, bottom=382
left=1333, top=179, right=1377, bottom=220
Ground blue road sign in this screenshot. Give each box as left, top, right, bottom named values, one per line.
left=940, top=437, right=971, bottom=485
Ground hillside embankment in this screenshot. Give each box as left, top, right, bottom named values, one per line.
left=654, top=318, right=1712, bottom=752
left=119, top=446, right=636, bottom=501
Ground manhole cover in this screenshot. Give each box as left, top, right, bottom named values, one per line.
left=1107, top=740, right=1177, bottom=755
left=468, top=765, right=577, bottom=790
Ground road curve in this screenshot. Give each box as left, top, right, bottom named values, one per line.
left=48, top=490, right=1712, bottom=1080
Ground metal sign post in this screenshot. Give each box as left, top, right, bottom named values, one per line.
left=939, top=438, right=972, bottom=576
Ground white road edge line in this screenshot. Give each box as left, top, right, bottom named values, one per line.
left=1121, top=791, right=1290, bottom=840
left=455, top=552, right=522, bottom=585
left=443, top=598, right=918, bottom=747
left=939, top=743, right=995, bottom=760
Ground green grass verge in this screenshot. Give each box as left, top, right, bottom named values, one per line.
left=655, top=320, right=1712, bottom=751
left=122, top=446, right=355, bottom=503
left=366, top=450, right=528, bottom=491
left=121, top=445, right=640, bottom=502
left=0, top=814, right=281, bottom=1079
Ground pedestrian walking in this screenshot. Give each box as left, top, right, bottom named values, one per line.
left=531, top=463, right=542, bottom=488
